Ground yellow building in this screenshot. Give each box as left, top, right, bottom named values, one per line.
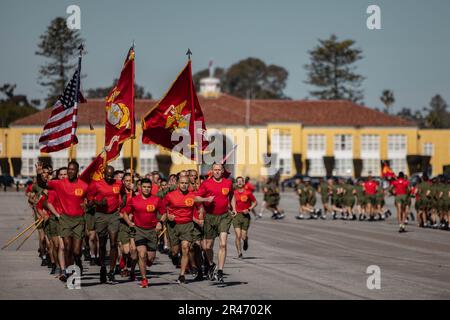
left=2, top=88, right=450, bottom=179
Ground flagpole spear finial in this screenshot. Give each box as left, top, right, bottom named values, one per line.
left=78, top=43, right=84, bottom=56
left=186, top=48, right=192, bottom=60
left=132, top=40, right=135, bottom=49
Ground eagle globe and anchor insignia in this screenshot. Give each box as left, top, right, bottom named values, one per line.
left=106, top=89, right=131, bottom=130
left=164, top=100, right=191, bottom=132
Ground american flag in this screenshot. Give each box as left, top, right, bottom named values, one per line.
left=39, top=68, right=83, bottom=153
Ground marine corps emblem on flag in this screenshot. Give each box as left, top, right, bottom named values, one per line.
left=164, top=100, right=190, bottom=132
left=222, top=188, right=230, bottom=196
left=184, top=198, right=194, bottom=207
left=146, top=204, right=156, bottom=212
left=106, top=89, right=131, bottom=130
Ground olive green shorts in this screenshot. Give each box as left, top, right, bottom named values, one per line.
left=299, top=196, right=307, bottom=206
left=166, top=220, right=176, bottom=247
left=357, top=196, right=367, bottom=206
left=307, top=197, right=317, bottom=206
left=266, top=195, right=280, bottom=207
left=44, top=215, right=60, bottom=238
left=232, top=213, right=251, bottom=231
left=417, top=198, right=431, bottom=210
left=169, top=221, right=194, bottom=245
left=118, top=220, right=133, bottom=244
left=204, top=212, right=232, bottom=240
left=343, top=197, right=355, bottom=208
left=59, top=214, right=86, bottom=240
left=94, top=211, right=120, bottom=238
left=192, top=222, right=204, bottom=242
left=395, top=194, right=408, bottom=206
left=366, top=195, right=377, bottom=206
left=133, top=226, right=157, bottom=251
left=84, top=212, right=96, bottom=232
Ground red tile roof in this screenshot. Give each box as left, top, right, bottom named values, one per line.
left=11, top=93, right=415, bottom=127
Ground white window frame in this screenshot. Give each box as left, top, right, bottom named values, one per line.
left=271, top=132, right=292, bottom=176
left=307, top=134, right=326, bottom=176
left=21, top=134, right=40, bottom=176
left=334, top=158, right=353, bottom=177
left=423, top=143, right=434, bottom=156
left=362, top=158, right=381, bottom=177
left=140, top=142, right=159, bottom=176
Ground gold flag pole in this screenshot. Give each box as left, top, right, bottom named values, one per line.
left=15, top=219, right=43, bottom=251
left=130, top=138, right=134, bottom=181
left=1, top=220, right=41, bottom=250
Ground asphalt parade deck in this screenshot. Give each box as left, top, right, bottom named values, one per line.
left=1, top=191, right=449, bottom=299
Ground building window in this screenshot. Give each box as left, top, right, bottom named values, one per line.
left=361, top=135, right=380, bottom=176
left=308, top=158, right=325, bottom=177
left=21, top=158, right=35, bottom=177
left=50, top=149, right=68, bottom=170
left=423, top=143, right=434, bottom=156
left=334, top=135, right=352, bottom=152
left=21, top=134, right=40, bottom=176
left=388, top=135, right=407, bottom=175
left=271, top=132, right=292, bottom=175
left=361, top=135, right=380, bottom=153
left=390, top=158, right=407, bottom=175
left=22, top=134, right=40, bottom=151
left=334, top=158, right=353, bottom=176
left=362, top=159, right=381, bottom=177
left=140, top=141, right=159, bottom=175
left=307, top=135, right=326, bottom=176
left=77, top=157, right=94, bottom=172
left=388, top=135, right=407, bottom=153
left=77, top=134, right=96, bottom=153
left=307, top=135, right=326, bottom=152
left=109, top=156, right=124, bottom=171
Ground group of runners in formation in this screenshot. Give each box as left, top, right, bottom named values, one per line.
left=23, top=160, right=450, bottom=289
left=260, top=173, right=450, bottom=233
left=26, top=162, right=256, bottom=288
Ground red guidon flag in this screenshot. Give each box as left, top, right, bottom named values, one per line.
left=381, top=161, right=396, bottom=179
left=141, top=60, right=208, bottom=160
left=104, top=47, right=135, bottom=163
left=79, top=153, right=105, bottom=183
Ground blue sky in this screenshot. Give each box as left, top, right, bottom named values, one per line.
left=0, top=0, right=449, bottom=112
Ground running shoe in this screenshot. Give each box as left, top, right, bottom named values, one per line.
left=238, top=253, right=243, bottom=259
left=194, top=270, right=204, bottom=281
left=140, top=278, right=148, bottom=288
left=332, top=212, right=337, bottom=220
left=41, top=256, right=48, bottom=267
left=296, top=214, right=305, bottom=220
left=216, top=270, right=224, bottom=283
left=177, top=275, right=186, bottom=284
left=208, top=263, right=217, bottom=281
left=243, top=238, right=249, bottom=251
left=50, top=263, right=57, bottom=275
left=59, top=272, right=67, bottom=282
left=108, top=271, right=118, bottom=284
left=276, top=213, right=285, bottom=220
